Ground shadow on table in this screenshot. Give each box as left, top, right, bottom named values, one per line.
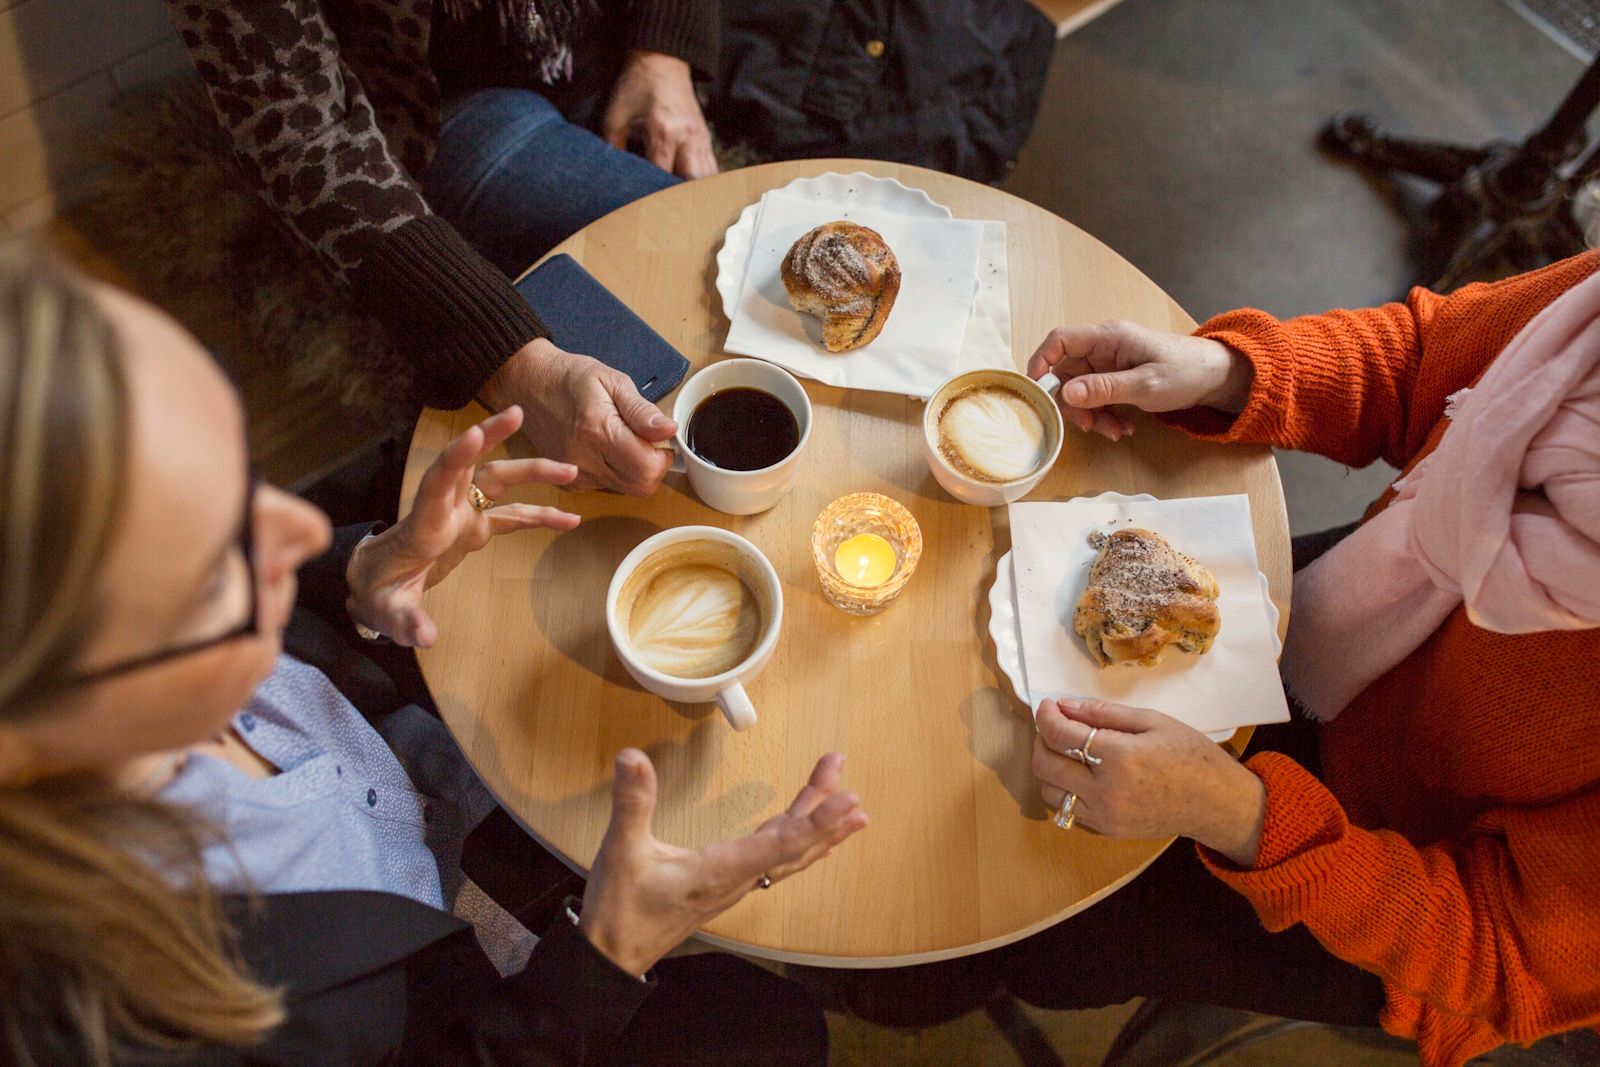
left=962, top=539, right=1049, bottom=822
left=528, top=514, right=664, bottom=687
left=698, top=242, right=732, bottom=355
left=439, top=696, right=780, bottom=862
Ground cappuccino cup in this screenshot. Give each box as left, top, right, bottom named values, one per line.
left=664, top=359, right=813, bottom=516
left=921, top=369, right=1065, bottom=507
left=606, top=526, right=783, bottom=731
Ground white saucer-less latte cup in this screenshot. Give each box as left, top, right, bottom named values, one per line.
left=922, top=368, right=1065, bottom=507
left=606, top=526, right=784, bottom=731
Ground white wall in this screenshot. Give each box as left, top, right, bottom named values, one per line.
left=0, top=0, right=191, bottom=227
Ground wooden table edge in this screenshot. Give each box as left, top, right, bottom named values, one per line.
left=445, top=742, right=1182, bottom=968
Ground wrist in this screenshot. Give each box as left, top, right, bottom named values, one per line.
left=481, top=336, right=562, bottom=411
left=1196, top=339, right=1253, bottom=414
left=343, top=530, right=385, bottom=626
left=628, top=49, right=690, bottom=75
left=577, top=912, right=654, bottom=978
left=1196, top=760, right=1266, bottom=868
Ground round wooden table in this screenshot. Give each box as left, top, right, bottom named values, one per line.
left=402, top=159, right=1291, bottom=967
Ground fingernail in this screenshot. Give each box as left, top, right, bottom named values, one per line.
left=650, top=414, right=673, bottom=430
left=1057, top=696, right=1082, bottom=713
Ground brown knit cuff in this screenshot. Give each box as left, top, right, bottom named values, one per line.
left=346, top=216, right=548, bottom=410
left=630, top=0, right=720, bottom=80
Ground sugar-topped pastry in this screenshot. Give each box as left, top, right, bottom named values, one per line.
left=781, top=221, right=901, bottom=352
left=1074, top=527, right=1221, bottom=668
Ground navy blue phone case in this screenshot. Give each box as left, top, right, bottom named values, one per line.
left=514, top=254, right=691, bottom=403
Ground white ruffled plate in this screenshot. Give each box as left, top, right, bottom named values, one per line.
left=715, top=172, right=951, bottom=323
left=988, top=493, right=1281, bottom=743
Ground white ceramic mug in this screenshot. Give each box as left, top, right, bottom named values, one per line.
left=606, top=526, right=783, bottom=731
left=665, top=359, right=813, bottom=516
left=921, top=368, right=1066, bottom=507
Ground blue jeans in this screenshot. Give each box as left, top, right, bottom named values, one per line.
left=424, top=88, right=678, bottom=278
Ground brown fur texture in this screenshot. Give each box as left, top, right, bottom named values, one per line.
left=88, top=79, right=414, bottom=421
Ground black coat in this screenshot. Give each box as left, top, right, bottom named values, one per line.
left=190, top=890, right=651, bottom=1067
left=712, top=0, right=1057, bottom=184
left=180, top=524, right=659, bottom=1067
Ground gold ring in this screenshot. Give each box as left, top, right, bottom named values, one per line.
left=467, top=482, right=495, bottom=512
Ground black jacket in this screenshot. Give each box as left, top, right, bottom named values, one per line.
left=193, top=891, right=651, bottom=1067
left=712, top=0, right=1057, bottom=184
left=197, top=526, right=655, bottom=1066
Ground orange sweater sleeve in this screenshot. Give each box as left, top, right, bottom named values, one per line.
left=1199, top=753, right=1600, bottom=1067
left=1160, top=253, right=1600, bottom=470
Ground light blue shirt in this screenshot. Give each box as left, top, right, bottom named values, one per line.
left=161, top=655, right=497, bottom=911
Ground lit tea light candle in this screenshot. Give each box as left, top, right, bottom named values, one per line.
left=811, top=493, right=923, bottom=616
left=834, top=533, right=897, bottom=588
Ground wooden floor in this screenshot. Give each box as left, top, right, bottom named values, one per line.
left=1032, top=0, right=1130, bottom=36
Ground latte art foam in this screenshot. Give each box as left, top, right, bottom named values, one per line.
left=937, top=387, right=1047, bottom=483
left=624, top=562, right=762, bottom=679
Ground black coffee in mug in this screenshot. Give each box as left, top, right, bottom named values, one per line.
left=686, top=388, right=801, bottom=471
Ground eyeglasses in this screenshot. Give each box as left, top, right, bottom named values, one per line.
left=58, top=472, right=262, bottom=689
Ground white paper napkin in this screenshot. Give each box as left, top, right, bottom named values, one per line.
left=1008, top=495, right=1290, bottom=735
left=724, top=190, right=996, bottom=398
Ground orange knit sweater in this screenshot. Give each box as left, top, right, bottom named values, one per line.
left=1164, top=253, right=1600, bottom=1067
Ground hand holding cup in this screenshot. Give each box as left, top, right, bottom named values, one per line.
left=1027, top=320, right=1253, bottom=441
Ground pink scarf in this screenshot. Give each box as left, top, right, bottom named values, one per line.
left=1281, top=270, right=1600, bottom=721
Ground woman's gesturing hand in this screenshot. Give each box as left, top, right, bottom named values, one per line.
left=1026, top=320, right=1253, bottom=441
left=1032, top=697, right=1265, bottom=867
left=579, top=750, right=869, bottom=977
left=344, top=406, right=580, bottom=647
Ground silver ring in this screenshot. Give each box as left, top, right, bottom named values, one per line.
left=1052, top=792, right=1078, bottom=831
left=353, top=621, right=386, bottom=642
left=1064, top=726, right=1105, bottom=768
left=757, top=874, right=773, bottom=890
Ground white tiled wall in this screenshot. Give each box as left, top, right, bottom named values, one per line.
left=0, top=0, right=192, bottom=227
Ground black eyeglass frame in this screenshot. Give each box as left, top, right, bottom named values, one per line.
left=57, top=473, right=262, bottom=689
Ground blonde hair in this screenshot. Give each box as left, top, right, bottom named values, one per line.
left=0, top=238, right=283, bottom=1065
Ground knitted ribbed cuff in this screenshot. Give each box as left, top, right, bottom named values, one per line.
left=1157, top=309, right=1297, bottom=446
left=346, top=216, right=548, bottom=409
left=1195, top=751, right=1350, bottom=930
left=630, top=0, right=720, bottom=79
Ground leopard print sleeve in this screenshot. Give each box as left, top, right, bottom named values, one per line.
left=166, top=0, right=427, bottom=276
left=165, top=0, right=548, bottom=407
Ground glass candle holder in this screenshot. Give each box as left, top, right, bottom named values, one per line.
left=811, top=493, right=923, bottom=615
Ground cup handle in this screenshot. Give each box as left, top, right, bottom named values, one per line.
left=656, top=441, right=688, bottom=475
left=715, top=681, right=757, bottom=731
left=1034, top=370, right=1062, bottom=396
